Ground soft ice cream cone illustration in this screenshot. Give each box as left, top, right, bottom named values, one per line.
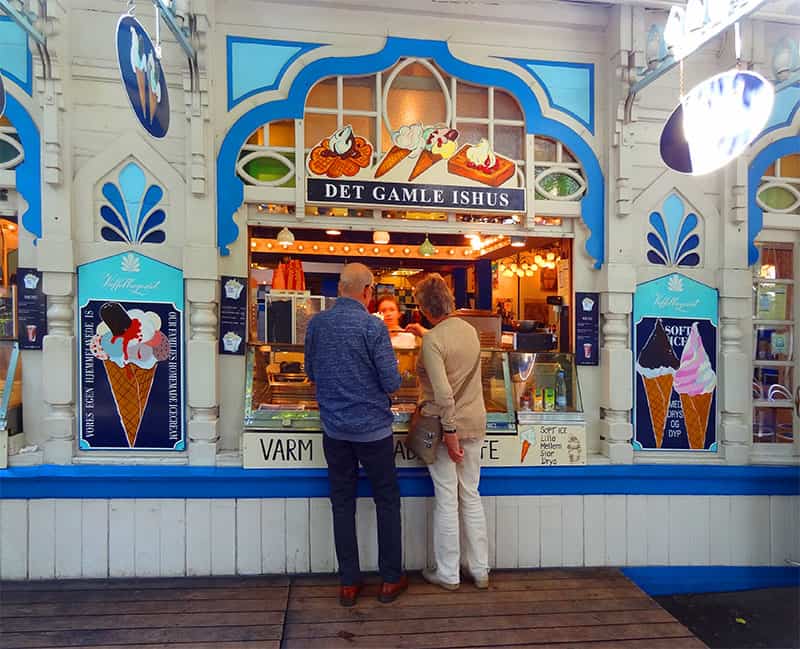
left=408, top=127, right=459, bottom=181
left=89, top=302, right=171, bottom=448
left=674, top=322, right=716, bottom=450
left=129, top=27, right=148, bottom=115
left=375, top=145, right=413, bottom=178
left=147, top=51, right=160, bottom=124
left=636, top=319, right=680, bottom=448
left=375, top=123, right=425, bottom=178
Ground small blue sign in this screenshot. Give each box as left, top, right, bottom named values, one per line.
left=219, top=276, right=247, bottom=355
left=0, top=74, right=5, bottom=119
left=116, top=14, right=170, bottom=139
left=633, top=274, right=718, bottom=451
left=78, top=252, right=184, bottom=450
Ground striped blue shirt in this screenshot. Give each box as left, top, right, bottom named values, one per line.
left=305, top=297, right=401, bottom=442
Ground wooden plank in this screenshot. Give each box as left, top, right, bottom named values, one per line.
left=211, top=499, right=237, bottom=575
left=495, top=496, right=519, bottom=569
left=583, top=495, right=605, bottom=566
left=356, top=497, right=378, bottom=572
left=108, top=499, right=136, bottom=578
left=626, top=496, right=648, bottom=566
left=489, top=640, right=705, bottom=649
left=645, top=495, right=669, bottom=565
left=709, top=495, right=732, bottom=566
left=561, top=496, right=583, bottom=567
left=81, top=500, right=109, bottom=578
left=604, top=495, right=626, bottom=566
left=517, top=496, right=540, bottom=569
left=2, top=624, right=283, bottom=648
left=186, top=500, right=212, bottom=576
left=279, top=622, right=696, bottom=648
left=29, top=644, right=279, bottom=649
left=1, top=586, right=292, bottom=605
left=261, top=499, right=286, bottom=573
left=28, top=499, right=56, bottom=580
left=3, top=610, right=285, bottom=632
left=1, top=500, right=28, bottom=579
left=286, top=499, right=310, bottom=573
left=54, top=500, right=82, bottom=579
left=286, top=596, right=660, bottom=625
left=731, top=496, right=771, bottom=566
left=0, top=575, right=289, bottom=591
left=134, top=499, right=160, bottom=577
left=401, top=497, right=427, bottom=571
left=284, top=608, right=676, bottom=639
left=236, top=499, right=262, bottom=575
left=159, top=500, right=186, bottom=577
left=540, top=496, right=563, bottom=567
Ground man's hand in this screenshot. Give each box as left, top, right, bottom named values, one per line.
left=405, top=323, right=428, bottom=338
left=443, top=432, right=464, bottom=463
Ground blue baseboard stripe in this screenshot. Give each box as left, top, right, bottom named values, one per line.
left=1, top=464, right=798, bottom=499
left=623, top=566, right=800, bottom=596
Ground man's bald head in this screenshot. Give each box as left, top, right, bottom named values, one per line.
left=339, top=263, right=374, bottom=305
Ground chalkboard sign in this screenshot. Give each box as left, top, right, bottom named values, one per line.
left=219, top=276, right=247, bottom=355
left=16, top=268, right=46, bottom=349
left=574, top=292, right=598, bottom=366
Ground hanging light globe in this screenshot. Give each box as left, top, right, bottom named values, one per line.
left=277, top=227, right=294, bottom=248
left=373, top=230, right=390, bottom=244
left=419, top=235, right=435, bottom=257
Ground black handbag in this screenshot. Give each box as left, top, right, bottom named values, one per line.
left=406, top=354, right=482, bottom=465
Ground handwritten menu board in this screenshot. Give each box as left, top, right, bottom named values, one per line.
left=219, top=276, right=247, bottom=355
left=16, top=268, right=46, bottom=349
left=574, top=292, right=598, bottom=366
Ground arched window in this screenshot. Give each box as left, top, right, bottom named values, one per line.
left=0, top=116, right=23, bottom=171
left=757, top=154, right=800, bottom=214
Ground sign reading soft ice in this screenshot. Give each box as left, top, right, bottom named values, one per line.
left=633, top=274, right=718, bottom=451
left=660, top=70, right=774, bottom=175
left=663, top=0, right=769, bottom=63
left=78, top=253, right=184, bottom=450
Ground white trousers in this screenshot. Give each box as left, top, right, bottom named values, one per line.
left=426, top=438, right=489, bottom=584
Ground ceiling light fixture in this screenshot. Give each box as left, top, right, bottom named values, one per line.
left=326, top=229, right=342, bottom=236
left=277, top=227, right=294, bottom=248
left=419, top=235, right=435, bottom=257
left=511, top=236, right=525, bottom=248
left=373, top=230, right=390, bottom=244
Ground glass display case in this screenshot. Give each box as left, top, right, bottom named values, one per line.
left=509, top=352, right=583, bottom=423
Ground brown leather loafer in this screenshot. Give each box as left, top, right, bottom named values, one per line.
left=377, top=574, right=408, bottom=603
left=339, top=583, right=363, bottom=607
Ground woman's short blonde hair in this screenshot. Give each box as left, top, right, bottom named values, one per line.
left=414, top=273, right=455, bottom=320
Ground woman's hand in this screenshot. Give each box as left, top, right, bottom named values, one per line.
left=443, top=432, right=464, bottom=463
left=405, top=323, right=428, bottom=338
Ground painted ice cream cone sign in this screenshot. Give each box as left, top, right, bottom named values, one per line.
left=116, top=15, right=169, bottom=138
left=633, top=274, right=718, bottom=451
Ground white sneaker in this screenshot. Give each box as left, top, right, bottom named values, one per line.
left=462, top=567, right=489, bottom=589
left=421, top=568, right=459, bottom=591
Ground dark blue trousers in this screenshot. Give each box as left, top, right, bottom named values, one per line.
left=323, top=433, right=402, bottom=586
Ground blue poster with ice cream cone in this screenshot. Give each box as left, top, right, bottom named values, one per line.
left=633, top=273, right=718, bottom=451
left=78, top=252, right=184, bottom=450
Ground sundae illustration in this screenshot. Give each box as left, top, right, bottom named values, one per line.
left=129, top=27, right=162, bottom=124
left=89, top=302, right=170, bottom=447
left=674, top=322, right=716, bottom=450
left=307, top=125, right=373, bottom=178
left=224, top=278, right=244, bottom=300
left=222, top=331, right=243, bottom=353
left=636, top=319, right=680, bottom=448
left=448, top=138, right=516, bottom=187
left=375, top=124, right=459, bottom=180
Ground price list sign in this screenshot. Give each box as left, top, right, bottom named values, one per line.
left=575, top=292, right=599, bottom=366
left=16, top=268, right=47, bottom=350
left=219, top=276, right=247, bottom=355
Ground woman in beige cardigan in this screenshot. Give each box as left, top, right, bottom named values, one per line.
left=409, top=274, right=489, bottom=590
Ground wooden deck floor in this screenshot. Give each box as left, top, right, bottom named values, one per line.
left=1, top=569, right=705, bottom=649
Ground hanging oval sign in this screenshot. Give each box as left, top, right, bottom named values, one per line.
left=115, top=14, right=170, bottom=139
left=0, top=74, right=6, bottom=120
left=660, top=69, right=774, bottom=176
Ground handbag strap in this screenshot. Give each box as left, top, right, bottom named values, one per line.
left=451, top=351, right=482, bottom=404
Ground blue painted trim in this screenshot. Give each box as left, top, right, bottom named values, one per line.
left=748, top=135, right=800, bottom=266
left=1, top=464, right=797, bottom=500
left=623, top=566, right=800, bottom=596
left=0, top=16, right=32, bottom=95
left=226, top=36, right=324, bottom=111
left=502, top=58, right=595, bottom=134
left=217, top=37, right=605, bottom=269
left=756, top=83, right=800, bottom=141
left=5, top=93, right=41, bottom=240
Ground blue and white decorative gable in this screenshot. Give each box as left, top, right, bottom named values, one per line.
left=646, top=193, right=701, bottom=268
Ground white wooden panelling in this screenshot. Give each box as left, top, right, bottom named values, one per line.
left=605, top=495, right=627, bottom=566
left=516, top=496, right=540, bottom=568
left=562, top=496, right=584, bottom=567
left=236, top=499, right=262, bottom=575
left=54, top=500, right=82, bottom=578
left=28, top=499, right=55, bottom=579
left=626, top=496, right=648, bottom=566
left=185, top=500, right=212, bottom=576
left=540, top=496, right=563, bottom=567
left=285, top=499, right=310, bottom=573
left=261, top=499, right=286, bottom=573
left=645, top=496, right=670, bottom=565
left=159, top=500, right=186, bottom=576
left=310, top=498, right=336, bottom=573
left=134, top=500, right=160, bottom=577
left=81, top=500, right=108, bottom=578
left=484, top=496, right=497, bottom=569
left=495, top=496, right=519, bottom=568
left=770, top=496, right=799, bottom=566
left=669, top=496, right=710, bottom=566
left=109, top=500, right=135, bottom=578
left=709, top=496, right=732, bottom=566
left=584, top=495, right=605, bottom=566
left=1, top=500, right=28, bottom=579
left=211, top=500, right=236, bottom=575
left=401, top=497, right=427, bottom=571
left=731, top=496, right=771, bottom=566
left=356, top=498, right=378, bottom=572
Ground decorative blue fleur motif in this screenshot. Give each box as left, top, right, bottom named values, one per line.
left=100, top=162, right=166, bottom=244
left=647, top=193, right=700, bottom=267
